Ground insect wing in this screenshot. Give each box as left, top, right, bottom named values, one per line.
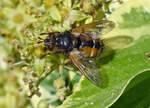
left=69, top=51, right=102, bottom=86
left=71, top=20, right=115, bottom=39
left=100, top=36, right=134, bottom=57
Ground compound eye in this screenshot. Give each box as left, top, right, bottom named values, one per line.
left=44, top=38, right=52, bottom=46
left=44, top=42, right=48, bottom=46
left=44, top=39, right=48, bottom=46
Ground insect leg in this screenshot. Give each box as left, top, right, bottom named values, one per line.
left=40, top=52, right=60, bottom=58
left=40, top=33, right=50, bottom=35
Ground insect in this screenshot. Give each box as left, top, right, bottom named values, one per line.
left=39, top=20, right=115, bottom=86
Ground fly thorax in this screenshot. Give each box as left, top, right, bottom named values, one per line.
left=55, top=31, right=73, bottom=49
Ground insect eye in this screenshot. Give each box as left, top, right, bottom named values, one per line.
left=44, top=38, right=51, bottom=45
left=44, top=42, right=48, bottom=46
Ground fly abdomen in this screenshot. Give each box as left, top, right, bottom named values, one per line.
left=78, top=38, right=104, bottom=57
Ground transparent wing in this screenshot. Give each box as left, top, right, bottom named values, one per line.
left=101, top=35, right=134, bottom=57
left=71, top=20, right=115, bottom=39
left=69, top=50, right=102, bottom=86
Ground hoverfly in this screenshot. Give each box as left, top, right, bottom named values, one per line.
left=39, top=20, right=115, bottom=86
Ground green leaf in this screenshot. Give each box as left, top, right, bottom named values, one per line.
left=63, top=0, right=72, bottom=8
left=119, top=7, right=150, bottom=28
left=49, top=6, right=62, bottom=22
left=67, top=10, right=88, bottom=22
left=59, top=0, right=150, bottom=108
left=111, top=71, right=150, bottom=108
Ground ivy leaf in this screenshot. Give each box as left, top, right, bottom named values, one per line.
left=111, top=70, right=150, bottom=108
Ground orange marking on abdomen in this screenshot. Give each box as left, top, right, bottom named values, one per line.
left=79, top=46, right=100, bottom=57
left=90, top=48, right=99, bottom=57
